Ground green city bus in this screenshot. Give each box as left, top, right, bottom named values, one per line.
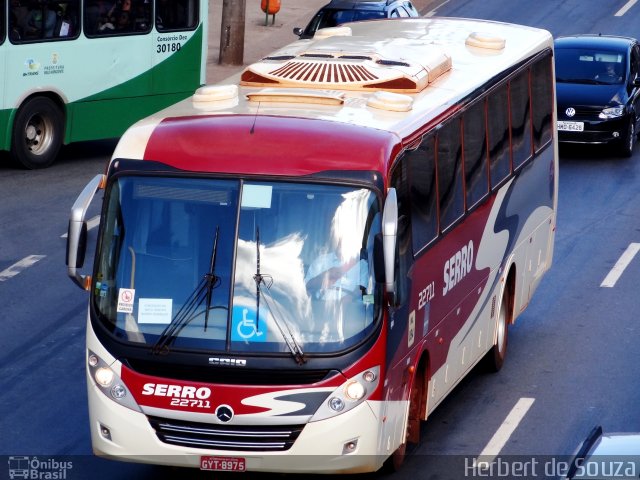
left=0, top=0, right=207, bottom=168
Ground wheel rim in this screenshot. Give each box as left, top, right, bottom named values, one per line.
left=496, top=299, right=507, bottom=354
left=629, top=123, right=635, bottom=153
left=23, top=112, right=53, bottom=156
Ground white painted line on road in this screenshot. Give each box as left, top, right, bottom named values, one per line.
left=0, top=255, right=46, bottom=282
left=601, top=242, right=640, bottom=288
left=425, top=0, right=451, bottom=17
left=60, top=215, right=100, bottom=238
left=615, top=0, right=637, bottom=16
left=475, top=397, right=535, bottom=466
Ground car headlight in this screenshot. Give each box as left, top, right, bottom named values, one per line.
left=599, top=106, right=625, bottom=119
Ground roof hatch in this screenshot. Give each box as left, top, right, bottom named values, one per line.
left=240, top=37, right=452, bottom=93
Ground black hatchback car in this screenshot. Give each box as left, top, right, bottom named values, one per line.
left=555, top=35, right=640, bottom=156
left=293, top=0, right=419, bottom=39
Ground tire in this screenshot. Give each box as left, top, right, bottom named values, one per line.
left=11, top=96, right=64, bottom=169
left=485, top=291, right=509, bottom=373
left=385, top=367, right=425, bottom=472
left=619, top=119, right=635, bottom=158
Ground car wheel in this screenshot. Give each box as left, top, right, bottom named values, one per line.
left=10, top=96, right=64, bottom=169
left=619, top=119, right=635, bottom=158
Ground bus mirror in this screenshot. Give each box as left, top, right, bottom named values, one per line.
left=67, top=174, right=105, bottom=290
left=382, top=188, right=398, bottom=297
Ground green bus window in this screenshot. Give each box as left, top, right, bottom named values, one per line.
left=156, top=0, right=198, bottom=32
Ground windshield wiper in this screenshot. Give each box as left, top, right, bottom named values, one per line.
left=151, top=227, right=222, bottom=355
left=253, top=227, right=306, bottom=365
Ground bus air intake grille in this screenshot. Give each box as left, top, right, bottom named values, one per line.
left=125, top=359, right=337, bottom=385
left=268, top=61, right=379, bottom=84
left=148, top=416, right=305, bottom=451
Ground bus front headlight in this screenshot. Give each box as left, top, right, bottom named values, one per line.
left=311, top=366, right=380, bottom=421
left=87, top=350, right=141, bottom=412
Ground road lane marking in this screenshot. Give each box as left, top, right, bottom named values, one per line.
left=0, top=255, right=46, bottom=282
left=615, top=0, right=637, bottom=16
left=60, top=215, right=100, bottom=238
left=425, top=0, right=451, bottom=17
left=601, top=243, right=640, bottom=287
left=475, top=397, right=535, bottom=466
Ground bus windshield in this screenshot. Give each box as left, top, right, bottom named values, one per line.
left=93, top=175, right=382, bottom=355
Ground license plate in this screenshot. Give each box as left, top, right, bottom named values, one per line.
left=557, top=121, right=584, bottom=132
left=201, top=456, right=246, bottom=472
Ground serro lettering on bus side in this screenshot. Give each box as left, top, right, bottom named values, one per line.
left=142, top=383, right=212, bottom=399
left=443, top=240, right=474, bottom=296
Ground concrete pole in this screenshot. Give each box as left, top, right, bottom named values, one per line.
left=219, top=0, right=246, bottom=66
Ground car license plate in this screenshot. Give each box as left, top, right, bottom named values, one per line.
left=201, top=456, right=246, bottom=472
left=557, top=121, right=584, bottom=132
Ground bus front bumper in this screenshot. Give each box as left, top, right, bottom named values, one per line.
left=88, top=382, right=390, bottom=474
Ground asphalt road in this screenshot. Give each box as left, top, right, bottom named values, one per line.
left=2, top=1, right=640, bottom=479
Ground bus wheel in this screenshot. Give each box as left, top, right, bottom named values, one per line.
left=387, top=368, right=424, bottom=471
left=11, top=96, right=64, bottom=169
left=486, top=291, right=510, bottom=372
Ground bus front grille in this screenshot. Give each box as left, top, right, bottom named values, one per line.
left=148, top=416, right=304, bottom=451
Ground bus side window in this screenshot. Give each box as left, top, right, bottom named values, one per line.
left=86, top=0, right=151, bottom=35
left=437, top=117, right=465, bottom=231
left=510, top=69, right=533, bottom=169
left=463, top=99, right=489, bottom=209
left=487, top=83, right=511, bottom=189
left=404, top=134, right=438, bottom=253
left=157, top=0, right=196, bottom=31
left=531, top=54, right=553, bottom=150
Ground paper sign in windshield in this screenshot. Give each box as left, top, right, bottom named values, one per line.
left=138, top=298, right=173, bottom=324
left=117, top=288, right=135, bottom=313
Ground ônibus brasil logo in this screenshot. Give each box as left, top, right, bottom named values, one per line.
left=7, top=456, right=73, bottom=479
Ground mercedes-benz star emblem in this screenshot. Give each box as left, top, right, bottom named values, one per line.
left=565, top=107, right=576, bottom=117
left=215, top=405, right=234, bottom=423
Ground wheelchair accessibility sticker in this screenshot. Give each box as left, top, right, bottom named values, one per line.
left=231, top=306, right=267, bottom=342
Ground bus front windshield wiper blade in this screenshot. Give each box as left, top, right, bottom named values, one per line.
left=151, top=226, right=222, bottom=355
left=253, top=227, right=306, bottom=365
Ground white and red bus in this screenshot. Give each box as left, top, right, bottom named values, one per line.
left=67, top=17, right=557, bottom=474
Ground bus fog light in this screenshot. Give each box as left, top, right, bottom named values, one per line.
left=342, top=439, right=358, bottom=454
left=99, top=424, right=112, bottom=441
left=345, top=380, right=366, bottom=400
left=362, top=370, right=377, bottom=383
left=95, top=367, right=114, bottom=387
left=329, top=397, right=345, bottom=411
left=88, top=354, right=99, bottom=367
left=111, top=384, right=127, bottom=399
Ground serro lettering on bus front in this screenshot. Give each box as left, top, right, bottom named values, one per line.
left=142, top=383, right=212, bottom=399
left=443, top=240, right=474, bottom=296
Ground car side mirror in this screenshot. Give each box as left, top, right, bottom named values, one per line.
left=293, top=27, right=303, bottom=36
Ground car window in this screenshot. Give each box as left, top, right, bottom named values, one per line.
left=555, top=48, right=627, bottom=85
left=630, top=45, right=639, bottom=82
left=316, top=9, right=385, bottom=29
